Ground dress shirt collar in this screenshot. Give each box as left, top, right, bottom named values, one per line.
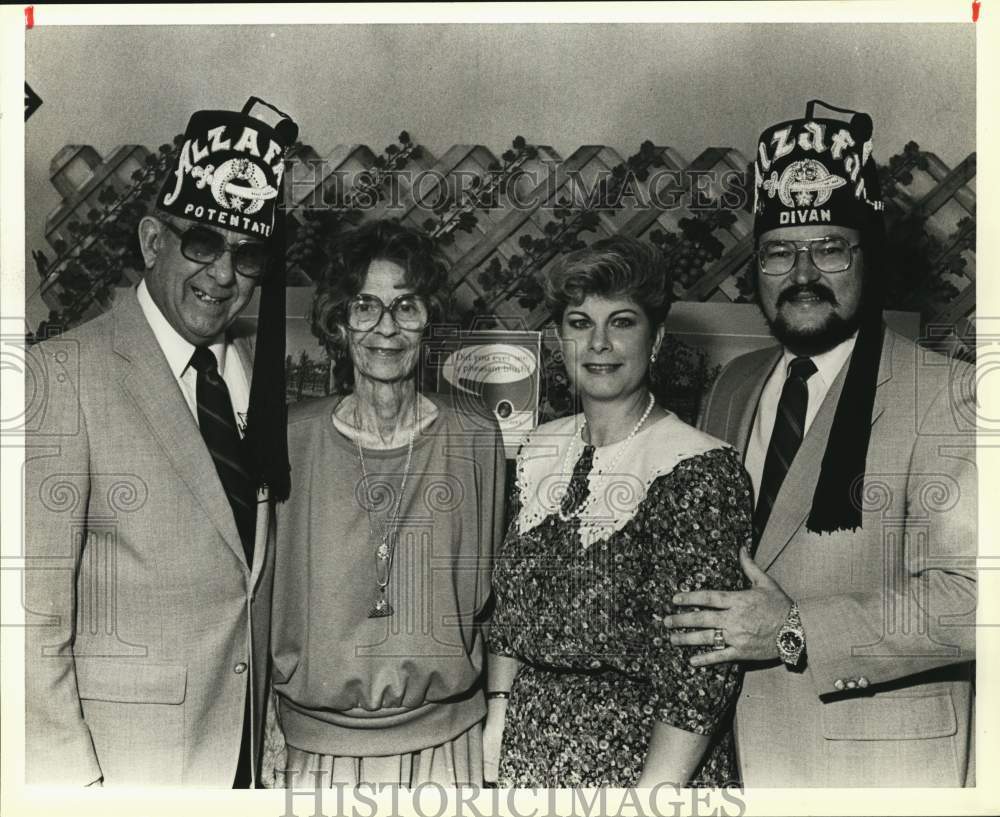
left=779, top=330, right=858, bottom=389
left=136, top=280, right=228, bottom=378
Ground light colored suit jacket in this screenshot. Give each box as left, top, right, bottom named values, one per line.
left=24, top=287, right=275, bottom=786
left=699, top=327, right=976, bottom=787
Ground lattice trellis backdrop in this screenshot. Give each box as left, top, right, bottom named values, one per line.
left=30, top=133, right=975, bottom=354
left=281, top=140, right=757, bottom=327
left=280, top=136, right=975, bottom=337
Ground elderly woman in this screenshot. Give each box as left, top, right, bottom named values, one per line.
left=484, top=236, right=752, bottom=787
left=269, top=219, right=506, bottom=787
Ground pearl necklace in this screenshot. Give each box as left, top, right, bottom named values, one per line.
left=355, top=402, right=416, bottom=618
left=557, top=393, right=656, bottom=523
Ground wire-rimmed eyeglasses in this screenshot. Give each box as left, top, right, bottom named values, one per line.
left=757, top=236, right=861, bottom=276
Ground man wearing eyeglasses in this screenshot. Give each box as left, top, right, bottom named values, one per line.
left=25, top=100, right=297, bottom=787
left=664, top=103, right=976, bottom=786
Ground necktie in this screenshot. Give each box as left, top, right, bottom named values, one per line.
left=752, top=356, right=818, bottom=548
left=189, top=347, right=256, bottom=788
left=189, top=346, right=257, bottom=566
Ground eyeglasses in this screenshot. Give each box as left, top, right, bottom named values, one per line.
left=757, top=236, right=861, bottom=276
left=158, top=219, right=272, bottom=279
left=347, top=293, right=430, bottom=332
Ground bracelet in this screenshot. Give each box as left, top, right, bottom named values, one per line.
left=486, top=691, right=511, bottom=700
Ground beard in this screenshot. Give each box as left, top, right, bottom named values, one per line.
left=761, top=282, right=865, bottom=356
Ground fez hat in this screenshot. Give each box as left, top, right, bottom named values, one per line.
left=156, top=97, right=299, bottom=501
left=753, top=100, right=887, bottom=535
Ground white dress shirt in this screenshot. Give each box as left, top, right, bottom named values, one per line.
left=136, top=280, right=250, bottom=436
left=744, top=333, right=857, bottom=508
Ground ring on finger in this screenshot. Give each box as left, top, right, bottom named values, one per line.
left=712, top=628, right=726, bottom=650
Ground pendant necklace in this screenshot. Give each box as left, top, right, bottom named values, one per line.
left=557, top=393, right=656, bottom=523
left=355, top=400, right=416, bottom=618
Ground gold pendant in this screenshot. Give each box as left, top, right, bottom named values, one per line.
left=368, top=596, right=394, bottom=618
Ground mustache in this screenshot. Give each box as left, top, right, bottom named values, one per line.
left=777, top=283, right=839, bottom=307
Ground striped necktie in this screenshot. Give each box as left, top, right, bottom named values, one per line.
left=752, top=356, right=818, bottom=549
left=189, top=346, right=256, bottom=565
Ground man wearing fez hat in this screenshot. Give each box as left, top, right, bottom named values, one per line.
left=25, top=98, right=296, bottom=786
left=665, top=101, right=976, bottom=786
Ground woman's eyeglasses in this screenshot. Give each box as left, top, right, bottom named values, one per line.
left=757, top=236, right=861, bottom=276
left=347, top=293, right=430, bottom=332
left=158, top=219, right=272, bottom=279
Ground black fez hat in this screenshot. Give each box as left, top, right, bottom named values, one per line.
left=753, top=100, right=888, bottom=535
left=157, top=97, right=298, bottom=501
left=753, top=100, right=885, bottom=237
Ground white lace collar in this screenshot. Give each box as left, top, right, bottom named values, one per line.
left=514, top=410, right=730, bottom=549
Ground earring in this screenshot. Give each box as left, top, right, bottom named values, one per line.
left=650, top=350, right=658, bottom=363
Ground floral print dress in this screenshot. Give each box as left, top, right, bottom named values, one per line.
left=488, top=410, right=753, bottom=787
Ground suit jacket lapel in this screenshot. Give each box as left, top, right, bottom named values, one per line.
left=112, top=288, right=248, bottom=568
left=756, top=328, right=895, bottom=570
left=230, top=334, right=269, bottom=590
left=729, top=349, right=782, bottom=456
left=870, top=327, right=894, bottom=427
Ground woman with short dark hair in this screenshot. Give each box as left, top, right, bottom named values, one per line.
left=312, top=219, right=449, bottom=394
left=270, top=219, right=506, bottom=787
left=484, top=235, right=752, bottom=787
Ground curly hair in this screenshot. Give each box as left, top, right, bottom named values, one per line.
left=312, top=219, right=450, bottom=393
left=544, top=235, right=673, bottom=327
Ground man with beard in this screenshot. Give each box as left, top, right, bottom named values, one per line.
left=663, top=102, right=976, bottom=786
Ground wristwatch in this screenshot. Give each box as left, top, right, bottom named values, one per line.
left=776, top=602, right=806, bottom=667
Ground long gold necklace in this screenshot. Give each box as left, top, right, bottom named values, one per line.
left=355, top=401, right=416, bottom=618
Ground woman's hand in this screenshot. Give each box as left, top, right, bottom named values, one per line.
left=482, top=697, right=508, bottom=784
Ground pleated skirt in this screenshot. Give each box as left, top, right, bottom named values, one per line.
left=276, top=721, right=484, bottom=788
